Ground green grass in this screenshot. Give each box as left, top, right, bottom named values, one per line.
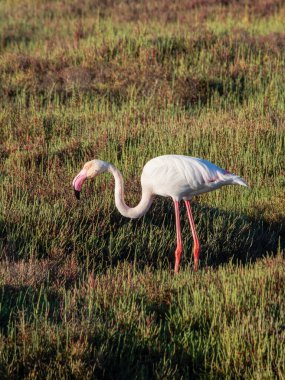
left=0, top=258, right=285, bottom=379
left=0, top=0, right=285, bottom=378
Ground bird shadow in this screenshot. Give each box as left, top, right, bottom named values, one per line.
left=103, top=197, right=284, bottom=271
left=0, top=197, right=283, bottom=272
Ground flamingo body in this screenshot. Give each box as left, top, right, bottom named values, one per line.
left=72, top=155, right=248, bottom=272
left=141, top=155, right=247, bottom=201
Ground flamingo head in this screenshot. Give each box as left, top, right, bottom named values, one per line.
left=72, top=159, right=109, bottom=200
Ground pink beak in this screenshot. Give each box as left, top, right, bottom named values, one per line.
left=72, top=168, right=87, bottom=200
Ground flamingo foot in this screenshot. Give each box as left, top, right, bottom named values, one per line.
left=193, top=246, right=200, bottom=271
left=174, top=246, right=182, bottom=273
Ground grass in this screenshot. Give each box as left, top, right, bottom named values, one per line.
left=0, top=258, right=285, bottom=379
left=0, top=0, right=285, bottom=378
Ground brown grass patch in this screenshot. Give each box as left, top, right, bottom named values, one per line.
left=0, top=256, right=80, bottom=288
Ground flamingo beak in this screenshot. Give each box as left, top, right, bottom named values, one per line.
left=72, top=168, right=87, bottom=200
left=74, top=189, right=81, bottom=200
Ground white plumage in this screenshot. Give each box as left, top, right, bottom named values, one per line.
left=141, top=155, right=247, bottom=200
left=73, top=154, right=248, bottom=272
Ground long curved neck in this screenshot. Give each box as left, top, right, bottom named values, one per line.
left=107, top=164, right=153, bottom=219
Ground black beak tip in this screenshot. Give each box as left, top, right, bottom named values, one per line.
left=74, top=188, right=81, bottom=200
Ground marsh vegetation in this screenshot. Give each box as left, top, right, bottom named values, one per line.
left=0, top=0, right=284, bottom=378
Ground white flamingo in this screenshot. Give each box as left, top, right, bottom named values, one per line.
left=72, top=155, right=248, bottom=272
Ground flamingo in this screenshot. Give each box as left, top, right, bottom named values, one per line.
left=72, top=155, right=248, bottom=272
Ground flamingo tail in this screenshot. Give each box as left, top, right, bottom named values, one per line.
left=232, top=176, right=248, bottom=187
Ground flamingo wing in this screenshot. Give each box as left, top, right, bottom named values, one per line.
left=141, top=155, right=247, bottom=200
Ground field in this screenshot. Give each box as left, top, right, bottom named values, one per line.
left=0, top=0, right=285, bottom=378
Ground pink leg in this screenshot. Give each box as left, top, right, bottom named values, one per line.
left=174, top=201, right=183, bottom=273
left=185, top=200, right=200, bottom=271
